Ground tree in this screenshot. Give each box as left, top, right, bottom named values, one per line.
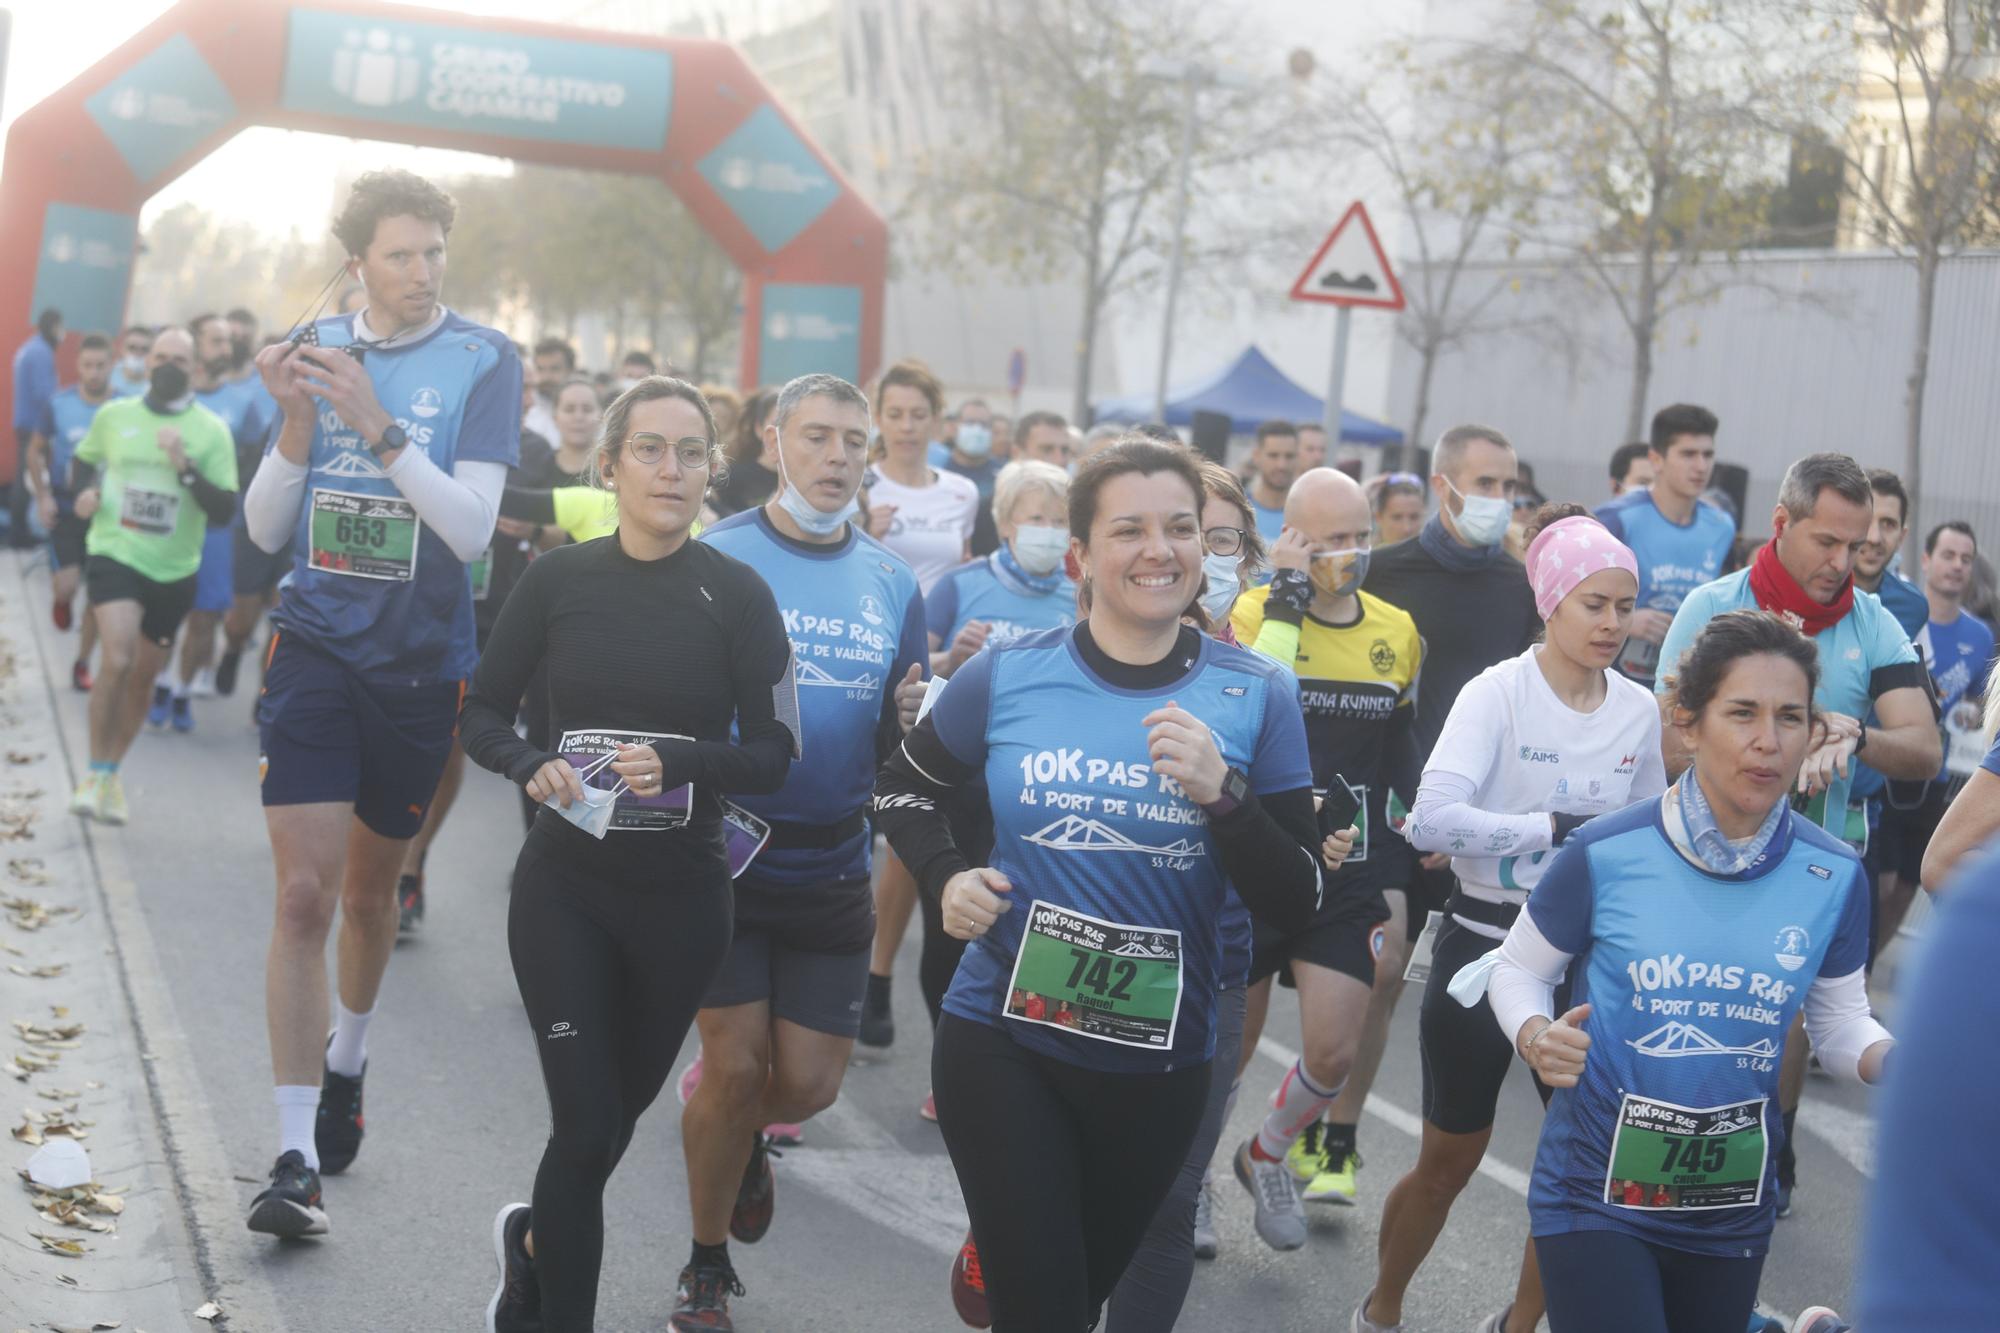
left=901, top=0, right=1292, bottom=422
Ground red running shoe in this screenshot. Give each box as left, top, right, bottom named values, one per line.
left=71, top=660, right=92, bottom=693
left=950, top=1231, right=991, bottom=1328
left=52, top=599, right=72, bottom=632
left=728, top=1131, right=778, bottom=1244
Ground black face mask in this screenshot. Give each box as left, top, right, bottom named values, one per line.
left=146, top=362, right=191, bottom=411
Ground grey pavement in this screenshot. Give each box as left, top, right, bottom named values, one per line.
left=8, top=548, right=1884, bottom=1332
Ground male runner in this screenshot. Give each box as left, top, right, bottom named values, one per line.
left=676, top=372, right=927, bottom=1330
left=1228, top=468, right=1412, bottom=1249
left=1606, top=441, right=1653, bottom=498
left=237, top=169, right=520, bottom=1238
left=108, top=325, right=153, bottom=398
left=1245, top=421, right=1301, bottom=546
left=62, top=327, right=237, bottom=823
left=25, top=332, right=115, bottom=687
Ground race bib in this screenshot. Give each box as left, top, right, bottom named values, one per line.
left=469, top=545, right=493, bottom=602
left=1945, top=702, right=1985, bottom=779
left=1004, top=900, right=1181, bottom=1050
left=556, top=728, right=692, bottom=833
left=310, top=488, right=418, bottom=582
left=1604, top=1093, right=1767, bottom=1211
left=723, top=801, right=771, bottom=878
left=119, top=485, right=179, bottom=536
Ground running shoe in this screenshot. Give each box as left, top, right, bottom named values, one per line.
left=670, top=1257, right=744, bottom=1332
left=215, top=648, right=242, bottom=697
left=919, top=1090, right=939, bottom=1123
left=96, top=773, right=128, bottom=826
left=1774, top=1173, right=1795, bottom=1219
left=71, top=660, right=92, bottom=692
left=729, top=1132, right=778, bottom=1244
left=1792, top=1307, right=1852, bottom=1333
left=486, top=1202, right=540, bottom=1333
left=146, top=683, right=171, bottom=727
left=316, top=1053, right=366, bottom=1175
left=397, top=874, right=424, bottom=933
left=245, top=1150, right=328, bottom=1237
left=189, top=667, right=217, bottom=698
left=1303, top=1148, right=1362, bottom=1207
left=1350, top=1290, right=1402, bottom=1332
left=1233, top=1139, right=1306, bottom=1251
left=950, top=1231, right=992, bottom=1328
left=170, top=695, right=195, bottom=733
left=764, top=1121, right=804, bottom=1147
left=858, top=977, right=894, bottom=1050
left=1192, top=1178, right=1219, bottom=1260
left=677, top=1052, right=704, bottom=1105
left=52, top=598, right=71, bottom=632
left=1285, top=1120, right=1329, bottom=1184
left=1473, top=1305, right=1513, bottom=1333
left=1745, top=1314, right=1785, bottom=1333
left=68, top=773, right=100, bottom=820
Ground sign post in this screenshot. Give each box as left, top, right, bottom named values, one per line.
left=1288, top=201, right=1404, bottom=446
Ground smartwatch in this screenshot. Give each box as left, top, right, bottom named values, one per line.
left=1854, top=720, right=1868, bottom=756
left=368, top=423, right=409, bottom=460
left=1203, top=766, right=1251, bottom=819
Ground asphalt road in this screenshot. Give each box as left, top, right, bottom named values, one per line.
left=24, top=570, right=1884, bottom=1332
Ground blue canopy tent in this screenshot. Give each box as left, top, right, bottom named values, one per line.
left=1093, top=345, right=1403, bottom=444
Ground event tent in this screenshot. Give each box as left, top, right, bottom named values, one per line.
left=1093, top=345, right=1403, bottom=444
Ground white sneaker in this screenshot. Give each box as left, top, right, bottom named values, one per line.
left=1192, top=1177, right=1219, bottom=1260
left=1352, top=1291, right=1403, bottom=1332
left=189, top=667, right=217, bottom=698
left=1233, top=1139, right=1306, bottom=1251
left=67, top=773, right=100, bottom=819
left=1473, top=1305, right=1512, bottom=1333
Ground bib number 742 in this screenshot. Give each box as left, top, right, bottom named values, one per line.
left=1066, top=947, right=1138, bottom=1001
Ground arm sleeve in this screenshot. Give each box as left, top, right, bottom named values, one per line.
left=1488, top=908, right=1576, bottom=1044
left=925, top=570, right=960, bottom=644
left=454, top=349, right=525, bottom=467
left=1802, top=967, right=1892, bottom=1083
left=872, top=650, right=995, bottom=897
left=1523, top=835, right=1597, bottom=955
left=499, top=484, right=558, bottom=526
left=663, top=572, right=798, bottom=795
left=243, top=451, right=309, bottom=554
left=458, top=554, right=557, bottom=784
left=183, top=469, right=237, bottom=526
left=1211, top=785, right=1322, bottom=935
left=380, top=450, right=506, bottom=563
left=1408, top=769, right=1555, bottom=857
left=879, top=585, right=930, bottom=761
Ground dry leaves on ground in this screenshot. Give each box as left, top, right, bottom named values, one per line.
left=3, top=895, right=75, bottom=931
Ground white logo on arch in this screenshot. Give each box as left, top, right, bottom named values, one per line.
left=411, top=387, right=443, bottom=419
left=332, top=28, right=422, bottom=109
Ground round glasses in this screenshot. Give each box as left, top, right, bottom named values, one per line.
left=1204, top=525, right=1247, bottom=558
left=625, top=433, right=712, bottom=469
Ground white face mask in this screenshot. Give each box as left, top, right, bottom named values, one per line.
left=955, top=422, right=993, bottom=460
left=1012, top=524, right=1069, bottom=576
left=121, top=355, right=145, bottom=379
left=774, top=438, right=859, bottom=537
left=1444, top=478, right=1512, bottom=548
left=1200, top=552, right=1241, bottom=622
left=549, top=750, right=628, bottom=839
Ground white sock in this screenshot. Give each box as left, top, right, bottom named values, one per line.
left=275, top=1085, right=320, bottom=1170
left=326, top=1000, right=373, bottom=1078
left=1256, top=1060, right=1343, bottom=1159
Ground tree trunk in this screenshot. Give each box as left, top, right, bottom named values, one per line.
left=1904, top=244, right=1939, bottom=557
left=1405, top=338, right=1439, bottom=472
left=1073, top=250, right=1104, bottom=426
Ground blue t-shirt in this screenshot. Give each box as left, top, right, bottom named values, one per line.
left=196, top=381, right=270, bottom=531
left=702, top=508, right=926, bottom=885
left=930, top=625, right=1312, bottom=1071
left=926, top=552, right=1077, bottom=648
left=1857, top=837, right=2000, bottom=1326
left=269, top=311, right=521, bottom=685
left=1919, top=610, right=1996, bottom=782
left=11, top=336, right=55, bottom=431
left=1525, top=799, right=1871, bottom=1257
left=35, top=388, right=111, bottom=508
left=1656, top=570, right=1922, bottom=834
left=1595, top=491, right=1736, bottom=685
left=1853, top=571, right=1933, bottom=804
left=1251, top=497, right=1285, bottom=545
left=108, top=365, right=148, bottom=400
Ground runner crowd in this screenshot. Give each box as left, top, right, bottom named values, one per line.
left=10, top=168, right=1999, bottom=1333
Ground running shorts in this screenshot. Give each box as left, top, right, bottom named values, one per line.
left=1873, top=783, right=1952, bottom=885
left=1419, top=912, right=1560, bottom=1134
left=702, top=874, right=875, bottom=1036
left=85, top=555, right=197, bottom=647
left=49, top=510, right=87, bottom=570
left=256, top=632, right=463, bottom=840
left=1249, top=861, right=1391, bottom=990
left=193, top=525, right=234, bottom=613
left=231, top=520, right=291, bottom=599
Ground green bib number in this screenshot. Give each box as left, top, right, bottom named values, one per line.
left=119, top=485, right=179, bottom=536
left=1005, top=901, right=1182, bottom=1049
left=310, top=488, right=418, bottom=582
left=469, top=545, right=493, bottom=602
left=1605, top=1093, right=1767, bottom=1211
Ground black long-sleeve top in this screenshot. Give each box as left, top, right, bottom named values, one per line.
left=459, top=533, right=800, bottom=877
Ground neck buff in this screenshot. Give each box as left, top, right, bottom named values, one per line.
left=1524, top=516, right=1640, bottom=621
left=994, top=542, right=1067, bottom=595
left=1418, top=511, right=1498, bottom=574
left=1673, top=769, right=1787, bottom=875
left=1749, top=537, right=1853, bottom=636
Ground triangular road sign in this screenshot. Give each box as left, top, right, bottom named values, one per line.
left=1289, top=201, right=1405, bottom=310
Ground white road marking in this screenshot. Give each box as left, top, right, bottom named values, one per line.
left=1798, top=1099, right=1875, bottom=1179
left=782, top=1148, right=966, bottom=1259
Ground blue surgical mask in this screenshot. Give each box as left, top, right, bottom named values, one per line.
left=1011, top=524, right=1069, bottom=576
left=1444, top=478, right=1512, bottom=548
left=551, top=752, right=627, bottom=840
left=774, top=444, right=859, bottom=537
left=956, top=422, right=993, bottom=460
left=1200, top=552, right=1241, bottom=623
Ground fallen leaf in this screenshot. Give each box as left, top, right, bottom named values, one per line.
left=56, top=1272, right=78, bottom=1286
left=4, top=751, right=39, bottom=765
left=30, top=1230, right=89, bottom=1256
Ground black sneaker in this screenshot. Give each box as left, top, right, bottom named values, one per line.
left=215, top=647, right=243, bottom=697
left=670, top=1259, right=745, bottom=1331
left=858, top=975, right=894, bottom=1050
left=398, top=874, right=425, bottom=933
left=486, top=1202, right=541, bottom=1333
left=730, top=1132, right=780, bottom=1244
left=316, top=1054, right=366, bottom=1175
left=246, top=1150, right=328, bottom=1237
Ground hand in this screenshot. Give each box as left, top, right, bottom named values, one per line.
left=526, top=757, right=586, bottom=809
left=864, top=502, right=898, bottom=539
left=155, top=425, right=188, bottom=471
left=941, top=867, right=1013, bottom=940
left=1321, top=825, right=1357, bottom=870
left=1798, top=730, right=1860, bottom=796
left=1143, top=700, right=1227, bottom=807
left=255, top=339, right=315, bottom=418
left=295, top=345, right=393, bottom=446
left=35, top=492, right=56, bottom=532
left=1520, top=1003, right=1593, bottom=1087
left=1421, top=851, right=1450, bottom=871
left=946, top=619, right=991, bottom=672
left=1627, top=608, right=1673, bottom=645
left=494, top=516, right=538, bottom=541
left=1269, top=525, right=1312, bottom=574
left=608, top=742, right=672, bottom=797
left=74, top=488, right=100, bottom=520
left=894, top=662, right=926, bottom=733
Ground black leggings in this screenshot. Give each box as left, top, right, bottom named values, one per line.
left=508, top=833, right=733, bottom=1332
left=1537, top=1229, right=1765, bottom=1333
left=932, top=1014, right=1209, bottom=1332
left=917, top=873, right=968, bottom=1026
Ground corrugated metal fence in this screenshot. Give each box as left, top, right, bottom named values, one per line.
left=1383, top=249, right=2000, bottom=543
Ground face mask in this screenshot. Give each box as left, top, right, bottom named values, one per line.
left=230, top=335, right=253, bottom=369
left=1444, top=478, right=1512, bottom=548
left=1012, top=524, right=1068, bottom=576
left=1200, top=551, right=1241, bottom=622
left=145, top=363, right=192, bottom=413
left=121, top=355, right=145, bottom=379
left=551, top=751, right=629, bottom=840
left=203, top=354, right=233, bottom=380
left=955, top=422, right=993, bottom=460
left=774, top=443, right=859, bottom=537
left=1308, top=547, right=1371, bottom=599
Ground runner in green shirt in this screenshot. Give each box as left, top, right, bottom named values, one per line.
left=66, top=328, right=237, bottom=825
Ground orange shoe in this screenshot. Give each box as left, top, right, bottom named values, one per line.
left=950, top=1231, right=991, bottom=1328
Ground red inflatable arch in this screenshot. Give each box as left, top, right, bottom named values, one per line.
left=0, top=0, right=888, bottom=478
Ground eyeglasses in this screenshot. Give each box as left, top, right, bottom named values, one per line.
left=625, top=433, right=713, bottom=469
left=1204, top=526, right=1247, bottom=558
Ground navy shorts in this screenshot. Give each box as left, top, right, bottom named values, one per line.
left=256, top=632, right=463, bottom=840
left=193, top=525, right=234, bottom=613
left=701, top=875, right=874, bottom=1036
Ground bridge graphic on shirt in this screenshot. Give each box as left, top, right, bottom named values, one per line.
left=1627, top=1021, right=1780, bottom=1059
left=1024, top=815, right=1207, bottom=858
left=793, top=659, right=881, bottom=691
left=318, top=449, right=387, bottom=480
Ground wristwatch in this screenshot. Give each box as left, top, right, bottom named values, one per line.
left=1854, top=720, right=1869, bottom=756
left=177, top=465, right=200, bottom=489
left=368, top=423, right=409, bottom=459
left=1203, top=766, right=1251, bottom=818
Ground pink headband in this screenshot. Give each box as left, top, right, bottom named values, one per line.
left=1524, top=516, right=1640, bottom=620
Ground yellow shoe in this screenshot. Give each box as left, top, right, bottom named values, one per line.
left=96, top=773, right=128, bottom=826
left=1303, top=1148, right=1360, bottom=1207
left=67, top=773, right=101, bottom=819
left=1284, top=1121, right=1329, bottom=1185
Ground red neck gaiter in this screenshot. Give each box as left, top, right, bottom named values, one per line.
left=1748, top=539, right=1853, bottom=636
